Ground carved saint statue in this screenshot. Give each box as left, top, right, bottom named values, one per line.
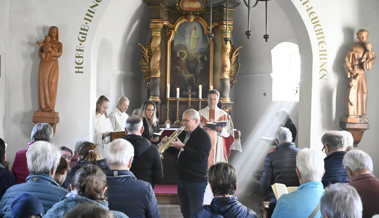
left=344, top=29, right=376, bottom=117
left=37, top=26, right=62, bottom=112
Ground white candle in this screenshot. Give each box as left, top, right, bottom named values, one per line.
left=176, top=88, right=180, bottom=98
left=167, top=84, right=170, bottom=98
left=199, top=85, right=202, bottom=99
left=210, top=85, right=213, bottom=90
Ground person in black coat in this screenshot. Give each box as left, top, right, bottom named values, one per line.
left=193, top=163, right=257, bottom=218
left=321, top=130, right=349, bottom=187
left=104, top=138, right=160, bottom=218
left=167, top=109, right=211, bottom=218
left=260, top=127, right=300, bottom=217
left=124, top=115, right=163, bottom=187
left=140, top=101, right=161, bottom=146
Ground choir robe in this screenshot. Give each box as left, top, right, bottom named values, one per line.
left=199, top=106, right=239, bottom=168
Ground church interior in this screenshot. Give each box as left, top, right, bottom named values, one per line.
left=1, top=0, right=379, bottom=217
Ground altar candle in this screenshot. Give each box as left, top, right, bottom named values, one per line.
left=176, top=88, right=180, bottom=98
left=167, top=84, right=170, bottom=98
left=199, top=85, right=202, bottom=99
left=210, top=85, right=213, bottom=90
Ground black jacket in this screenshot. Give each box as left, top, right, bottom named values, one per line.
left=260, top=142, right=300, bottom=203
left=106, top=170, right=160, bottom=218
left=322, top=151, right=349, bottom=187
left=192, top=196, right=257, bottom=218
left=124, top=134, right=163, bottom=186
left=142, top=118, right=161, bottom=145
left=170, top=126, right=211, bottom=182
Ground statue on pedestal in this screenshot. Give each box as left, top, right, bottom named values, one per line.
left=33, top=26, right=62, bottom=132
left=344, top=29, right=376, bottom=117
left=341, top=29, right=375, bottom=147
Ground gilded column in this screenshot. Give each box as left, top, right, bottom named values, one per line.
left=220, top=25, right=233, bottom=102
left=149, top=22, right=163, bottom=102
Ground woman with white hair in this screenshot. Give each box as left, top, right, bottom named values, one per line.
left=12, top=122, right=54, bottom=184
left=343, top=149, right=379, bottom=218
left=272, top=148, right=325, bottom=218
left=0, top=141, right=68, bottom=217
left=320, top=183, right=362, bottom=218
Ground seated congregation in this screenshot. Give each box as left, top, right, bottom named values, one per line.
left=0, top=120, right=379, bottom=217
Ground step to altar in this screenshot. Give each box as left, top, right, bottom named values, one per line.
left=154, top=184, right=179, bottom=204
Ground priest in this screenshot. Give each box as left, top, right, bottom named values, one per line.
left=198, top=89, right=239, bottom=167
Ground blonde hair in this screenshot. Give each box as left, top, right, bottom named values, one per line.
left=96, top=95, right=109, bottom=116
left=140, top=100, right=157, bottom=125
left=117, top=96, right=129, bottom=108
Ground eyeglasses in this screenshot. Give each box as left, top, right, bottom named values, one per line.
left=62, top=154, right=72, bottom=160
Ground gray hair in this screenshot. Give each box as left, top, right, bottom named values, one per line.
left=26, top=141, right=61, bottom=176
left=30, top=123, right=53, bottom=142
left=104, top=138, right=134, bottom=167
left=320, top=183, right=362, bottom=218
left=274, top=127, right=292, bottom=144
left=126, top=115, right=143, bottom=133
left=343, top=149, right=373, bottom=172
left=183, top=109, right=200, bottom=122
left=296, top=148, right=324, bottom=183
left=339, top=130, right=354, bottom=148
left=321, top=131, right=344, bottom=151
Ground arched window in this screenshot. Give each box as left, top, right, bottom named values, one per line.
left=271, top=42, right=300, bottom=102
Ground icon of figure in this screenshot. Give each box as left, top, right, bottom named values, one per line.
left=174, top=49, right=196, bottom=90
left=344, top=29, right=375, bottom=117
left=37, top=26, right=62, bottom=112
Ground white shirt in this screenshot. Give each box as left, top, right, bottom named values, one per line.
left=94, top=113, right=114, bottom=146
left=108, top=107, right=129, bottom=131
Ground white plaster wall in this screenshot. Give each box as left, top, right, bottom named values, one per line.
left=2, top=0, right=110, bottom=165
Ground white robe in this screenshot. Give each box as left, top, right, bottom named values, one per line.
left=94, top=113, right=114, bottom=158
left=108, top=107, right=129, bottom=131
left=198, top=106, right=239, bottom=167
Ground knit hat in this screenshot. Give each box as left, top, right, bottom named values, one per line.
left=11, top=193, right=44, bottom=218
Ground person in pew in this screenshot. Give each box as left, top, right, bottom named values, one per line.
left=94, top=95, right=114, bottom=158
left=10, top=193, right=44, bottom=218
left=12, top=122, right=53, bottom=184
left=104, top=138, right=160, bottom=218
left=53, top=156, right=68, bottom=186
left=340, top=130, right=354, bottom=151
left=109, top=96, right=130, bottom=131
left=60, top=146, right=74, bottom=171
left=44, top=165, right=127, bottom=218
left=124, top=115, right=163, bottom=187
left=167, top=109, right=211, bottom=218
left=275, top=108, right=297, bottom=143
left=63, top=202, right=113, bottom=218
left=321, top=130, right=349, bottom=187
left=0, top=138, right=15, bottom=199
left=193, top=162, right=257, bottom=218
left=272, top=148, right=325, bottom=218
left=0, top=141, right=68, bottom=217
left=320, top=183, right=362, bottom=218
left=140, top=100, right=161, bottom=146
left=62, top=141, right=100, bottom=189
left=343, top=149, right=379, bottom=218
left=260, top=127, right=300, bottom=217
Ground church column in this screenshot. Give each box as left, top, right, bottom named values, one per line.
left=219, top=25, right=233, bottom=103
left=149, top=22, right=163, bottom=103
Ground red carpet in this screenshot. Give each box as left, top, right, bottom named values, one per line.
left=154, top=184, right=177, bottom=194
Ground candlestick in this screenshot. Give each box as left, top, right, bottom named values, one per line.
left=176, top=88, right=180, bottom=99
left=199, top=85, right=202, bottom=99
left=167, top=84, right=170, bottom=99
left=210, top=85, right=213, bottom=90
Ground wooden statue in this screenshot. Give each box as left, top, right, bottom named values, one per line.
left=37, top=26, right=62, bottom=112
left=344, top=29, right=376, bottom=117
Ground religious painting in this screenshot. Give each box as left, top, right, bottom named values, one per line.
left=170, top=21, right=210, bottom=98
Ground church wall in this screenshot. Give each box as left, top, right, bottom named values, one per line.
left=2, top=0, right=379, bottom=178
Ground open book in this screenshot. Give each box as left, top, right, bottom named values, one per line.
left=205, top=121, right=227, bottom=130
left=152, top=129, right=164, bottom=137
left=271, top=183, right=298, bottom=200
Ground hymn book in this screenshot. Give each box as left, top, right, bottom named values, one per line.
left=271, top=183, right=298, bottom=200
left=205, top=121, right=227, bottom=130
